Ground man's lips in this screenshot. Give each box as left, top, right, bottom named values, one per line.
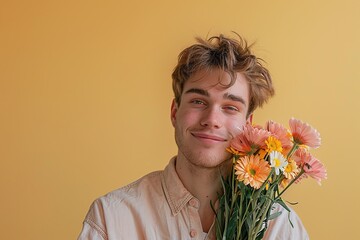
left=191, top=132, right=227, bottom=142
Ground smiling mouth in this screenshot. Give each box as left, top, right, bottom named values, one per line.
left=191, top=132, right=227, bottom=142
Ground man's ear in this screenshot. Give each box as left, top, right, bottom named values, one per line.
left=247, top=113, right=253, bottom=125
left=170, top=99, right=178, bottom=127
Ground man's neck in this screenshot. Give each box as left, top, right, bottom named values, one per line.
left=175, top=154, right=231, bottom=232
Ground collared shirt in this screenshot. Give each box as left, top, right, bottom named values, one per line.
left=78, top=158, right=309, bottom=240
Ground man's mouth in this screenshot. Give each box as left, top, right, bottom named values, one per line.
left=191, top=132, right=227, bottom=142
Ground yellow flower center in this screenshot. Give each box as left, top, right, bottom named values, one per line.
left=268, top=142, right=276, bottom=149
left=285, top=164, right=293, bottom=173
left=274, top=158, right=281, bottom=167
left=250, top=168, right=256, bottom=176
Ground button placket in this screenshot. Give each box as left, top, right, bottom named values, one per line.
left=187, top=198, right=201, bottom=239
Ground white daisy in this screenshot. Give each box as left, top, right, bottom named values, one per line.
left=269, top=151, right=288, bottom=175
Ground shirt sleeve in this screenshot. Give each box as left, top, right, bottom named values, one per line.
left=263, top=204, right=309, bottom=240
left=77, top=200, right=108, bottom=240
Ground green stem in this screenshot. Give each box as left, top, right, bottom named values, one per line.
left=286, top=143, right=299, bottom=159
left=224, top=157, right=239, bottom=240
left=276, top=168, right=305, bottom=199
left=236, top=183, right=245, bottom=240
left=253, top=190, right=274, bottom=236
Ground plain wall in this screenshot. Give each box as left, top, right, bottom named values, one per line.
left=1, top=0, right=359, bottom=239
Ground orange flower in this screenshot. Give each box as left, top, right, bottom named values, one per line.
left=289, top=118, right=321, bottom=148
left=234, top=155, right=271, bottom=189
left=280, top=178, right=292, bottom=188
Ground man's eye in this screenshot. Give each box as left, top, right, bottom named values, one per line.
left=191, top=100, right=206, bottom=105
left=224, top=106, right=239, bottom=112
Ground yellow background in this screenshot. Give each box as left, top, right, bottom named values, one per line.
left=1, top=0, right=359, bottom=239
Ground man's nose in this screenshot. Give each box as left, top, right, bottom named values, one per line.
left=200, top=107, right=222, bottom=128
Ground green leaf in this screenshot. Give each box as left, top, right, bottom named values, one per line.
left=227, top=203, right=239, bottom=238
left=275, top=198, right=291, bottom=213
left=286, top=200, right=299, bottom=205
left=256, top=228, right=266, bottom=240
left=267, top=211, right=282, bottom=220
left=288, top=211, right=294, bottom=228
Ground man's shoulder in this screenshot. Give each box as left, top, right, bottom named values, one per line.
left=100, top=170, right=164, bottom=204
left=79, top=170, right=167, bottom=240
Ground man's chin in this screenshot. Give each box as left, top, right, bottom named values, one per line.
left=191, top=153, right=232, bottom=169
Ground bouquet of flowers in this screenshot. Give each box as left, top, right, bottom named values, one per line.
left=213, top=118, right=327, bottom=240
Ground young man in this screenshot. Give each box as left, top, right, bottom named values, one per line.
left=78, top=34, right=309, bottom=240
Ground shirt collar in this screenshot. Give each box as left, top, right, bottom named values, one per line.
left=161, top=157, right=194, bottom=216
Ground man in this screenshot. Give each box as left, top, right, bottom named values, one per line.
left=78, top=34, right=309, bottom=239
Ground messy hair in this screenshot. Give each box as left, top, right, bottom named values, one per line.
left=172, top=34, right=275, bottom=116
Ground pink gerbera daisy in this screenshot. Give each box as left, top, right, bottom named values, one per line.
left=292, top=148, right=312, bottom=167
left=266, top=120, right=293, bottom=150
left=229, top=124, right=271, bottom=156
left=234, top=155, right=271, bottom=189
left=292, top=148, right=327, bottom=185
left=289, top=118, right=321, bottom=148
left=303, top=156, right=327, bottom=185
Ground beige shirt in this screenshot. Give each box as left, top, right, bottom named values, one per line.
left=78, top=158, right=309, bottom=240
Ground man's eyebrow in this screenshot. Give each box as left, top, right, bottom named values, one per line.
left=184, top=88, right=247, bottom=106
left=184, top=88, right=209, bottom=96
left=224, top=93, right=247, bottom=106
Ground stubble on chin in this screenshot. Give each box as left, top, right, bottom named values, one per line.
left=174, top=121, right=235, bottom=170
left=175, top=136, right=231, bottom=169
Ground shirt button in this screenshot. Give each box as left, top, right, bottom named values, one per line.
left=189, top=199, right=198, bottom=208
left=190, top=229, right=197, bottom=237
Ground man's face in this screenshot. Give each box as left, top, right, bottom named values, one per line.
left=171, top=68, right=250, bottom=168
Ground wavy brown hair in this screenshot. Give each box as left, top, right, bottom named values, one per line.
left=172, top=34, right=275, bottom=117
